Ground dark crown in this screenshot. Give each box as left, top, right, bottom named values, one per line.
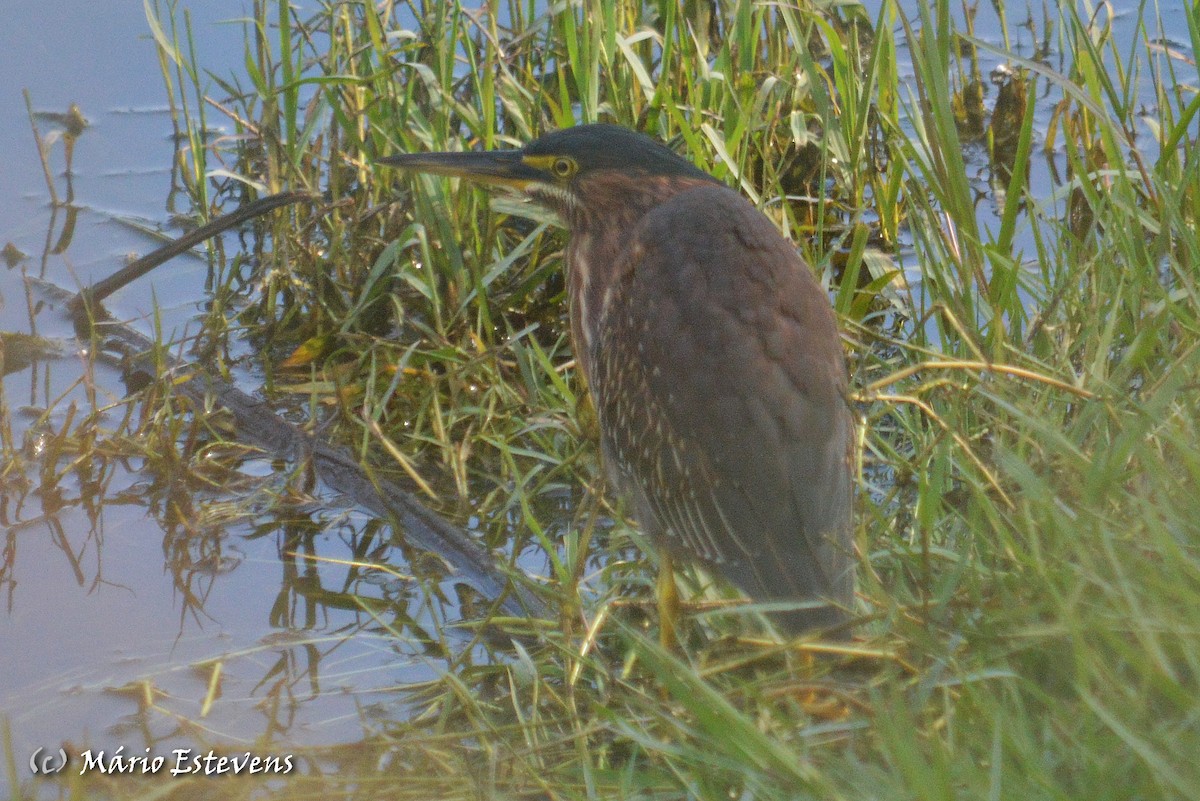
left=524, top=124, right=715, bottom=182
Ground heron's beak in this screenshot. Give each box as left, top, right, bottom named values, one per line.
left=377, top=149, right=546, bottom=191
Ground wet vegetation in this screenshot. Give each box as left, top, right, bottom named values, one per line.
left=5, top=0, right=1200, bottom=798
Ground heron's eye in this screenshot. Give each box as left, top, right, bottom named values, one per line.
left=551, top=157, right=577, bottom=179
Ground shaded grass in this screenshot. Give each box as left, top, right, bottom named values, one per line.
left=11, top=0, right=1200, bottom=798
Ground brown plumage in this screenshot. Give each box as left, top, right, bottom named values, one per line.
left=381, top=124, right=855, bottom=634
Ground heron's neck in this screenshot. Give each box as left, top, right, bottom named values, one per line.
left=562, top=173, right=710, bottom=384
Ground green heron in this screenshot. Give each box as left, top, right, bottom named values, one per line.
left=381, top=124, right=855, bottom=636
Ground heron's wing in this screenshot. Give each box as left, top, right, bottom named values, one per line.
left=591, top=184, right=854, bottom=624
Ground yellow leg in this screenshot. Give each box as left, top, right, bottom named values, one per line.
left=657, top=549, right=681, bottom=650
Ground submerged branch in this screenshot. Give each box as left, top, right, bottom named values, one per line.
left=86, top=191, right=316, bottom=302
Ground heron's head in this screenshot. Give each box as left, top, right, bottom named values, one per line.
left=379, top=123, right=716, bottom=223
